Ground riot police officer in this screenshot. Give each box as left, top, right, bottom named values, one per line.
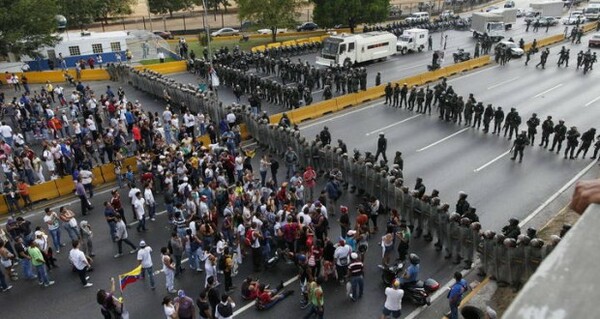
left=319, top=126, right=331, bottom=145
left=550, top=120, right=567, bottom=153
left=564, top=126, right=580, bottom=159
left=483, top=104, right=494, bottom=133
left=375, top=132, right=388, bottom=163
left=384, top=82, right=393, bottom=105
left=539, top=115, right=554, bottom=148
left=511, top=131, right=529, bottom=163
left=493, top=106, right=504, bottom=135
left=575, top=128, right=596, bottom=159
left=526, top=113, right=540, bottom=146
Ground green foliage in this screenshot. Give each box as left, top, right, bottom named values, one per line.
left=236, top=0, right=306, bottom=41
left=96, top=0, right=136, bottom=21
left=312, top=0, right=389, bottom=29
left=56, top=0, right=99, bottom=28
left=148, top=0, right=197, bottom=17
left=0, top=0, right=60, bottom=57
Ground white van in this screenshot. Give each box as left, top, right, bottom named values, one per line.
left=405, top=12, right=430, bottom=24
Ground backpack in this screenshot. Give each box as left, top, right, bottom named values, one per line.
left=177, top=296, right=194, bottom=318
left=217, top=303, right=233, bottom=317
left=244, top=229, right=254, bottom=246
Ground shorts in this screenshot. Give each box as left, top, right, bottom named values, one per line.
left=382, top=306, right=401, bottom=318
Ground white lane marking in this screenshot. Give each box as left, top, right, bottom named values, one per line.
left=519, top=160, right=597, bottom=227
left=447, top=65, right=500, bottom=83
left=365, top=114, right=422, bottom=136
left=232, top=275, right=300, bottom=316
left=487, top=76, right=520, bottom=90
left=584, top=95, right=600, bottom=107
left=300, top=101, right=384, bottom=130
left=416, top=128, right=470, bottom=152
left=531, top=83, right=563, bottom=98
left=473, top=150, right=511, bottom=172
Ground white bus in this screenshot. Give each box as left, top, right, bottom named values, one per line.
left=316, top=31, right=397, bottom=67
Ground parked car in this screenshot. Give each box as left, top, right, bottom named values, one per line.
left=562, top=11, right=587, bottom=25
left=256, top=28, right=287, bottom=34
left=485, top=6, right=500, bottom=12
left=589, top=33, right=600, bottom=48
left=210, top=28, right=239, bottom=37
left=504, top=1, right=515, bottom=8
left=296, top=22, right=319, bottom=32
left=495, top=40, right=525, bottom=57
left=516, top=8, right=526, bottom=17
left=536, top=16, right=559, bottom=26
left=153, top=30, right=174, bottom=39
left=440, top=10, right=457, bottom=20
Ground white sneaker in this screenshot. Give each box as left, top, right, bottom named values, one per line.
left=85, top=276, right=90, bottom=281
left=129, top=249, right=137, bottom=254
left=151, top=218, right=156, bottom=221
left=84, top=283, right=94, bottom=288
left=114, top=254, right=123, bottom=258
left=168, top=289, right=177, bottom=293
left=2, top=285, right=12, bottom=292
left=44, top=281, right=55, bottom=287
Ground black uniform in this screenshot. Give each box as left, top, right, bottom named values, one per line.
left=509, top=111, right=521, bottom=140
left=526, top=114, right=540, bottom=146
left=564, top=127, right=580, bottom=159
left=550, top=121, right=567, bottom=153
left=493, top=107, right=504, bottom=135
left=375, top=134, right=388, bottom=162
left=540, top=116, right=554, bottom=148
left=384, top=83, right=393, bottom=105
left=319, top=127, right=331, bottom=145
left=576, top=128, right=596, bottom=159
left=483, top=104, right=494, bottom=133
left=511, top=132, right=530, bottom=162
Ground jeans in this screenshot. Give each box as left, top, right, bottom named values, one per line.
left=303, top=304, right=324, bottom=319
left=188, top=247, right=199, bottom=270
left=350, top=276, right=364, bottom=299
left=35, top=264, right=50, bottom=285
left=64, top=225, right=80, bottom=241
left=148, top=204, right=156, bottom=219
left=49, top=228, right=62, bottom=252
left=286, top=165, right=296, bottom=179
left=20, top=258, right=35, bottom=279
left=449, top=301, right=459, bottom=319
left=76, top=266, right=89, bottom=285
left=0, top=268, right=7, bottom=289
left=165, top=268, right=174, bottom=291
left=260, top=170, right=267, bottom=186
left=107, top=222, right=117, bottom=241
left=142, top=266, right=155, bottom=288
left=117, top=238, right=137, bottom=254
left=137, top=215, right=146, bottom=232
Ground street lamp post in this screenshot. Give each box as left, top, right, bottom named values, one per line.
left=202, top=0, right=213, bottom=65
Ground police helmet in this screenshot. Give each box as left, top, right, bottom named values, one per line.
left=503, top=238, right=517, bottom=248
left=449, top=212, right=461, bottom=222
left=530, top=238, right=544, bottom=248
left=470, top=222, right=482, bottom=231
left=460, top=217, right=471, bottom=226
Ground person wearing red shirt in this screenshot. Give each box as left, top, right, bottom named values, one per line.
left=303, top=166, right=317, bottom=201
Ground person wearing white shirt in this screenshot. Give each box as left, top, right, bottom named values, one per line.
left=183, top=111, right=196, bottom=138
left=197, top=113, right=206, bottom=135
left=382, top=280, right=404, bottom=319
left=137, top=241, right=155, bottom=289
left=235, top=154, right=244, bottom=182
left=144, top=185, right=156, bottom=221
left=226, top=112, right=236, bottom=129
left=134, top=192, right=147, bottom=232
left=0, top=122, right=13, bottom=146
left=69, top=240, right=93, bottom=287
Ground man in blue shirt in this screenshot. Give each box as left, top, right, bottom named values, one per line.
left=447, top=272, right=468, bottom=319
left=400, top=253, right=420, bottom=288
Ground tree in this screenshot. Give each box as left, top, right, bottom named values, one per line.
left=57, top=0, right=99, bottom=29
left=96, top=0, right=136, bottom=24
left=236, top=0, right=306, bottom=42
left=148, top=0, right=196, bottom=17
left=0, top=0, right=59, bottom=57
left=312, top=0, right=389, bottom=33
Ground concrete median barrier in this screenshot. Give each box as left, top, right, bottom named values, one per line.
left=100, top=163, right=117, bottom=183
left=134, top=61, right=187, bottom=74
left=92, top=167, right=105, bottom=186
left=358, top=86, right=385, bottom=103
left=54, top=177, right=75, bottom=197
left=291, top=99, right=338, bottom=122
left=335, top=93, right=359, bottom=110
left=29, top=182, right=61, bottom=202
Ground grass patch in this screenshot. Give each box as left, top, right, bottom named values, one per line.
left=173, top=34, right=317, bottom=54
left=139, top=57, right=179, bottom=65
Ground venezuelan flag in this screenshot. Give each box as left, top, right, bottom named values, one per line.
left=118, top=265, right=142, bottom=291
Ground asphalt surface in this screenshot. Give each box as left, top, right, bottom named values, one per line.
left=172, top=0, right=584, bottom=117
left=3, top=2, right=599, bottom=318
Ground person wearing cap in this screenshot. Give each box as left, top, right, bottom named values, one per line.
left=137, top=240, right=155, bottom=290
left=347, top=252, right=364, bottom=301
left=375, top=132, right=388, bottom=163
left=447, top=271, right=468, bottom=319
left=173, top=289, right=196, bottom=319
left=381, top=279, right=404, bottom=319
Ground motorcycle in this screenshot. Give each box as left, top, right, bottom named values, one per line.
left=453, top=49, right=471, bottom=63
left=379, top=261, right=404, bottom=287
left=403, top=279, right=440, bottom=306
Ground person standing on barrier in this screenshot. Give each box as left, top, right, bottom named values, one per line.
left=375, top=133, right=388, bottom=163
